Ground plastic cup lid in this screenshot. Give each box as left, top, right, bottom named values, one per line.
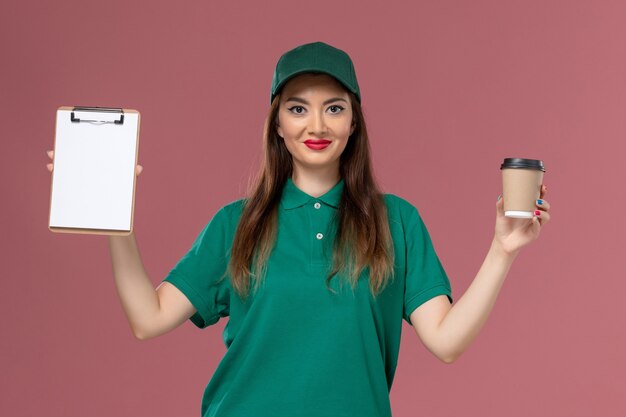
left=500, top=158, right=545, bottom=172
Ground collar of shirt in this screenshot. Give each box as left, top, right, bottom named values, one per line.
left=280, top=177, right=345, bottom=210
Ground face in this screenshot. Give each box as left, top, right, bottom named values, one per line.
left=276, top=73, right=355, bottom=176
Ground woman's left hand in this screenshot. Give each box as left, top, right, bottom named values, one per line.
left=494, top=184, right=551, bottom=256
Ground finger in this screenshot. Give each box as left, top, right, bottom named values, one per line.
left=136, top=165, right=143, bottom=176
left=534, top=209, right=550, bottom=226
left=47, top=163, right=53, bottom=172
left=539, top=184, right=547, bottom=199
left=47, top=150, right=54, bottom=159
left=536, top=198, right=550, bottom=211
left=532, top=215, right=542, bottom=230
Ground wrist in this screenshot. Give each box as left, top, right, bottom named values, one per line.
left=491, top=237, right=519, bottom=261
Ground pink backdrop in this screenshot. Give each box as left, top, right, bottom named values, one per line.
left=2, top=0, right=625, bottom=416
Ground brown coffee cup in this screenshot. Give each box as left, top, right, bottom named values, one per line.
left=500, top=158, right=545, bottom=218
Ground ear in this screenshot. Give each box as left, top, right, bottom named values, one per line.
left=350, top=121, right=355, bottom=136
left=277, top=123, right=283, bottom=138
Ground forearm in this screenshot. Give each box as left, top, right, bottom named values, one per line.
left=108, top=232, right=160, bottom=339
left=437, top=238, right=518, bottom=362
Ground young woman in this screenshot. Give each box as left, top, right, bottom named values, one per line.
left=47, top=41, right=551, bottom=417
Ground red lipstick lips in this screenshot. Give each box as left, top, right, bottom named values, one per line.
left=304, top=139, right=331, bottom=144
left=304, top=139, right=331, bottom=150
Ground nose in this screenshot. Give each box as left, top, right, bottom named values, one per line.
left=308, top=109, right=328, bottom=136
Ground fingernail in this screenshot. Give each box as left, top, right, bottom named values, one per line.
left=534, top=210, right=541, bottom=216
left=497, top=195, right=502, bottom=202
left=537, top=199, right=543, bottom=205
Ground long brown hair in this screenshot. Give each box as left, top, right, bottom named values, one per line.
left=224, top=88, right=395, bottom=301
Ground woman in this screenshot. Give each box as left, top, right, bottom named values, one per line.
left=47, top=41, right=551, bottom=417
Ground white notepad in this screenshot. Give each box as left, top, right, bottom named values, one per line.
left=48, top=106, right=141, bottom=235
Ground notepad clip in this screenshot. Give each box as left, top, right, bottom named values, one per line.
left=71, top=106, right=125, bottom=125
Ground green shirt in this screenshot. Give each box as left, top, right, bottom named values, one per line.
left=162, top=177, right=453, bottom=417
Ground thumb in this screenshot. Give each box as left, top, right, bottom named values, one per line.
left=496, top=194, right=504, bottom=217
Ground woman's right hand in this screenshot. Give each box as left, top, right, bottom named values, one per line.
left=46, top=149, right=144, bottom=176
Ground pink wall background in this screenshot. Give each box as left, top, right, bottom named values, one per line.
left=2, top=0, right=625, bottom=416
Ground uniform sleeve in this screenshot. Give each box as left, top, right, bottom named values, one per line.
left=402, top=204, right=453, bottom=325
left=162, top=206, right=231, bottom=329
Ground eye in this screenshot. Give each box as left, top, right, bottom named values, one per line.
left=288, top=106, right=305, bottom=114
left=328, top=105, right=344, bottom=114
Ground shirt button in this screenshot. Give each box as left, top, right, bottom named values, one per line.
left=314, top=202, right=321, bottom=209
left=316, top=233, right=324, bottom=240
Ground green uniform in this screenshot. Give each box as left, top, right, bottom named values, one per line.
left=162, top=177, right=453, bottom=417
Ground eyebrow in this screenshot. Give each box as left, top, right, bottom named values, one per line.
left=284, top=97, right=348, bottom=105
